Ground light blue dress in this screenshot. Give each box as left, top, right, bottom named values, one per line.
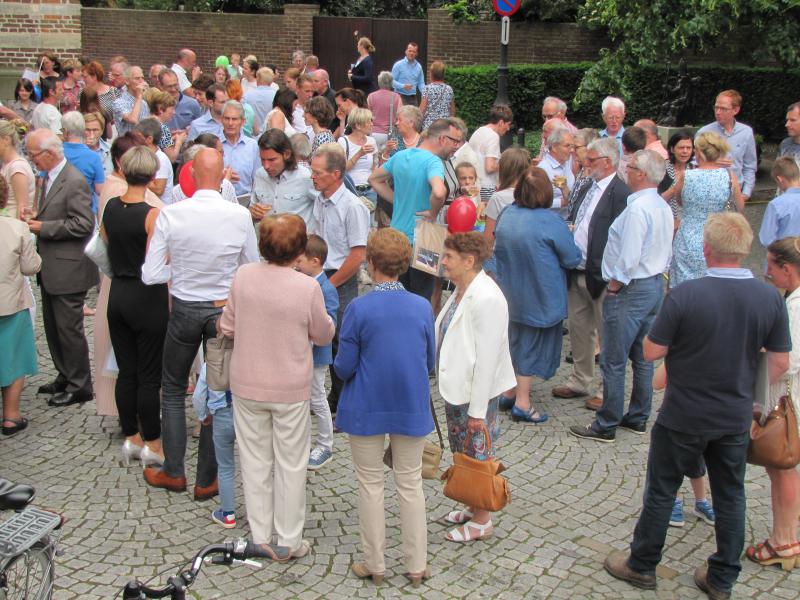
left=669, top=168, right=732, bottom=288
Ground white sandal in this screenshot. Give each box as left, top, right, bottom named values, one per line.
left=446, top=519, right=493, bottom=543
left=444, top=509, right=474, bottom=524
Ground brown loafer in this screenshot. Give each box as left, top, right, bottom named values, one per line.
left=693, top=565, right=731, bottom=600
left=551, top=385, right=587, bottom=399
left=143, top=467, right=187, bottom=492
left=193, top=479, right=219, bottom=501
left=604, top=550, right=656, bottom=590
left=585, top=395, right=603, bottom=410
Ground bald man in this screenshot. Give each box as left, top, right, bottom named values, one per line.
left=634, top=119, right=669, bottom=159
left=172, top=48, right=201, bottom=92
left=142, top=147, right=259, bottom=497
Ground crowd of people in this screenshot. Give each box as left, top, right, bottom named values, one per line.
left=2, top=40, right=800, bottom=597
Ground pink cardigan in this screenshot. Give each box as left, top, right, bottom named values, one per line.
left=219, top=262, right=335, bottom=403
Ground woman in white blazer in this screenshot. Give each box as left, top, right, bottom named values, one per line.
left=435, top=232, right=516, bottom=543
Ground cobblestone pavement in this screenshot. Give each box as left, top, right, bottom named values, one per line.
left=4, top=199, right=800, bottom=599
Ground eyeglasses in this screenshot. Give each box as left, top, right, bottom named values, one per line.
left=444, top=135, right=464, bottom=145
left=714, top=105, right=734, bottom=112
left=28, top=149, right=50, bottom=160
left=584, top=155, right=607, bottom=163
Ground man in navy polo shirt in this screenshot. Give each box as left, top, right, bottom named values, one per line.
left=603, top=213, right=790, bottom=599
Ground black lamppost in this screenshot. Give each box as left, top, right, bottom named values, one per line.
left=494, top=16, right=513, bottom=150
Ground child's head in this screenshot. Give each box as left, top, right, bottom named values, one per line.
left=772, top=156, right=800, bottom=192
left=231, top=53, right=241, bottom=65
left=455, top=162, right=477, bottom=190
left=297, top=234, right=327, bottom=275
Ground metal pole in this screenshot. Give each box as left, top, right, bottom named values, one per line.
left=496, top=16, right=512, bottom=150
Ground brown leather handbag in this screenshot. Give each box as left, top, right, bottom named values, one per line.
left=383, top=397, right=444, bottom=480
left=747, top=381, right=800, bottom=470
left=441, top=426, right=511, bottom=512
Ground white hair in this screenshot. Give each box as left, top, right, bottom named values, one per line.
left=222, top=100, right=245, bottom=119
left=631, top=149, right=666, bottom=184
left=61, top=111, right=86, bottom=141
left=543, top=96, right=567, bottom=114
left=377, top=71, right=393, bottom=90
left=587, top=137, right=620, bottom=169
left=601, top=96, right=626, bottom=114
left=546, top=124, right=571, bottom=150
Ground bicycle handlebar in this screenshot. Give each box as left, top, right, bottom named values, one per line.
left=122, top=540, right=250, bottom=599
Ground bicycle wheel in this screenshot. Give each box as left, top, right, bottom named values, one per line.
left=0, top=538, right=55, bottom=600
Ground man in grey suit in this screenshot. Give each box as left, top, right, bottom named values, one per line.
left=26, top=129, right=98, bottom=407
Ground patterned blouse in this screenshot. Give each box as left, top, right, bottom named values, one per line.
left=59, top=82, right=82, bottom=114
left=159, top=123, right=173, bottom=150
left=311, top=130, right=336, bottom=156
left=98, top=88, right=120, bottom=120
left=373, top=281, right=405, bottom=292
left=421, top=82, right=454, bottom=130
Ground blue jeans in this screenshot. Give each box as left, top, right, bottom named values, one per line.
left=161, top=297, right=218, bottom=484
left=594, top=275, right=663, bottom=435
left=628, top=423, right=748, bottom=593
left=212, top=405, right=236, bottom=514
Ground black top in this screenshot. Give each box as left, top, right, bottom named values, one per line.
left=584, top=175, right=630, bottom=298
left=649, top=275, right=791, bottom=435
left=350, top=55, right=376, bottom=95
left=102, top=196, right=153, bottom=279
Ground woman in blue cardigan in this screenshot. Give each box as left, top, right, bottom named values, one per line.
left=334, top=228, right=435, bottom=588
left=493, top=165, right=582, bottom=423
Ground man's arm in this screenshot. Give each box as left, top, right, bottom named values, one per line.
left=428, top=175, right=447, bottom=219
left=369, top=166, right=394, bottom=204
left=390, top=62, right=404, bottom=93
left=141, top=212, right=171, bottom=285
left=643, top=336, right=668, bottom=362
left=758, top=203, right=778, bottom=248
left=416, top=64, right=426, bottom=94
left=740, top=131, right=757, bottom=199
left=485, top=156, right=499, bottom=175
left=605, top=209, right=646, bottom=285
left=123, top=88, right=145, bottom=125
left=329, top=246, right=365, bottom=288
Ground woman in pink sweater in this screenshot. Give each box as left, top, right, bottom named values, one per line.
left=219, top=214, right=335, bottom=562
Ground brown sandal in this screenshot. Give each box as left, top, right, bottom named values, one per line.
left=745, top=539, right=799, bottom=572
left=403, top=566, right=431, bottom=588
left=351, top=561, right=384, bottom=584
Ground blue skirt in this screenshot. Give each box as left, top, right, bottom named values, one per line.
left=0, top=309, right=37, bottom=387
left=508, top=321, right=562, bottom=379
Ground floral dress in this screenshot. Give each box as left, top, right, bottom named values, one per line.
left=438, top=294, right=501, bottom=460
left=311, top=129, right=335, bottom=156
left=421, top=82, right=454, bottom=130
left=669, top=168, right=732, bottom=288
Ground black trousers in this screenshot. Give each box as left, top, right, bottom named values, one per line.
left=399, top=268, right=436, bottom=301
left=107, top=278, right=169, bottom=441
left=40, top=286, right=92, bottom=394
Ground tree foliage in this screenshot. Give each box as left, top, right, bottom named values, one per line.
left=575, top=0, right=800, bottom=107
left=441, top=0, right=582, bottom=22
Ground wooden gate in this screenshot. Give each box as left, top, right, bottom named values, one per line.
left=313, top=16, right=428, bottom=91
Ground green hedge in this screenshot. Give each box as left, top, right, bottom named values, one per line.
left=445, top=63, right=800, bottom=141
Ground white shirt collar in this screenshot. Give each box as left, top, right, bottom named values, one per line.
left=47, top=157, right=67, bottom=183
left=190, top=189, right=226, bottom=202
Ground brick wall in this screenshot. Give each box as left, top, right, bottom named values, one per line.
left=80, top=4, right=318, bottom=73
left=427, top=9, right=610, bottom=67
left=0, top=0, right=82, bottom=70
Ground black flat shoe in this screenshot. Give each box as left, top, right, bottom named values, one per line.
left=2, top=417, right=28, bottom=436
left=48, top=390, right=93, bottom=407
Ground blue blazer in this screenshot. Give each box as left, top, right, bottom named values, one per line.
left=494, top=205, right=582, bottom=327
left=334, top=289, right=435, bottom=437
left=313, top=272, right=339, bottom=367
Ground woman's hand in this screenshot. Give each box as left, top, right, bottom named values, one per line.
left=467, top=417, right=485, bottom=433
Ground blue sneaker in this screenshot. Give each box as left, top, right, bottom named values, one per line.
left=211, top=509, right=236, bottom=529
left=308, top=446, right=332, bottom=470
left=669, top=498, right=684, bottom=527
left=694, top=499, right=716, bottom=525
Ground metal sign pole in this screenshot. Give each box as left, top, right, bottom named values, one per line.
left=496, top=16, right=512, bottom=150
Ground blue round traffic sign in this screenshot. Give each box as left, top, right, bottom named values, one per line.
left=493, top=0, right=520, bottom=17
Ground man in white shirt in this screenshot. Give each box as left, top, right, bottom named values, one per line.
left=553, top=138, right=630, bottom=409
left=250, top=129, right=317, bottom=225
left=571, top=149, right=673, bottom=443
left=468, top=104, right=512, bottom=200
left=141, top=148, right=259, bottom=497
left=31, top=78, right=62, bottom=135
left=308, top=143, right=370, bottom=414
left=600, top=96, right=626, bottom=155
left=293, top=74, right=315, bottom=142
left=171, top=48, right=201, bottom=93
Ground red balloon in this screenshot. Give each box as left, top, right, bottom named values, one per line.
left=447, top=196, right=478, bottom=233
left=179, top=160, right=196, bottom=198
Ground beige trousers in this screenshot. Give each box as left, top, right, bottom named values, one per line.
left=349, top=434, right=427, bottom=574
left=233, top=395, right=310, bottom=550
left=566, top=272, right=605, bottom=395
